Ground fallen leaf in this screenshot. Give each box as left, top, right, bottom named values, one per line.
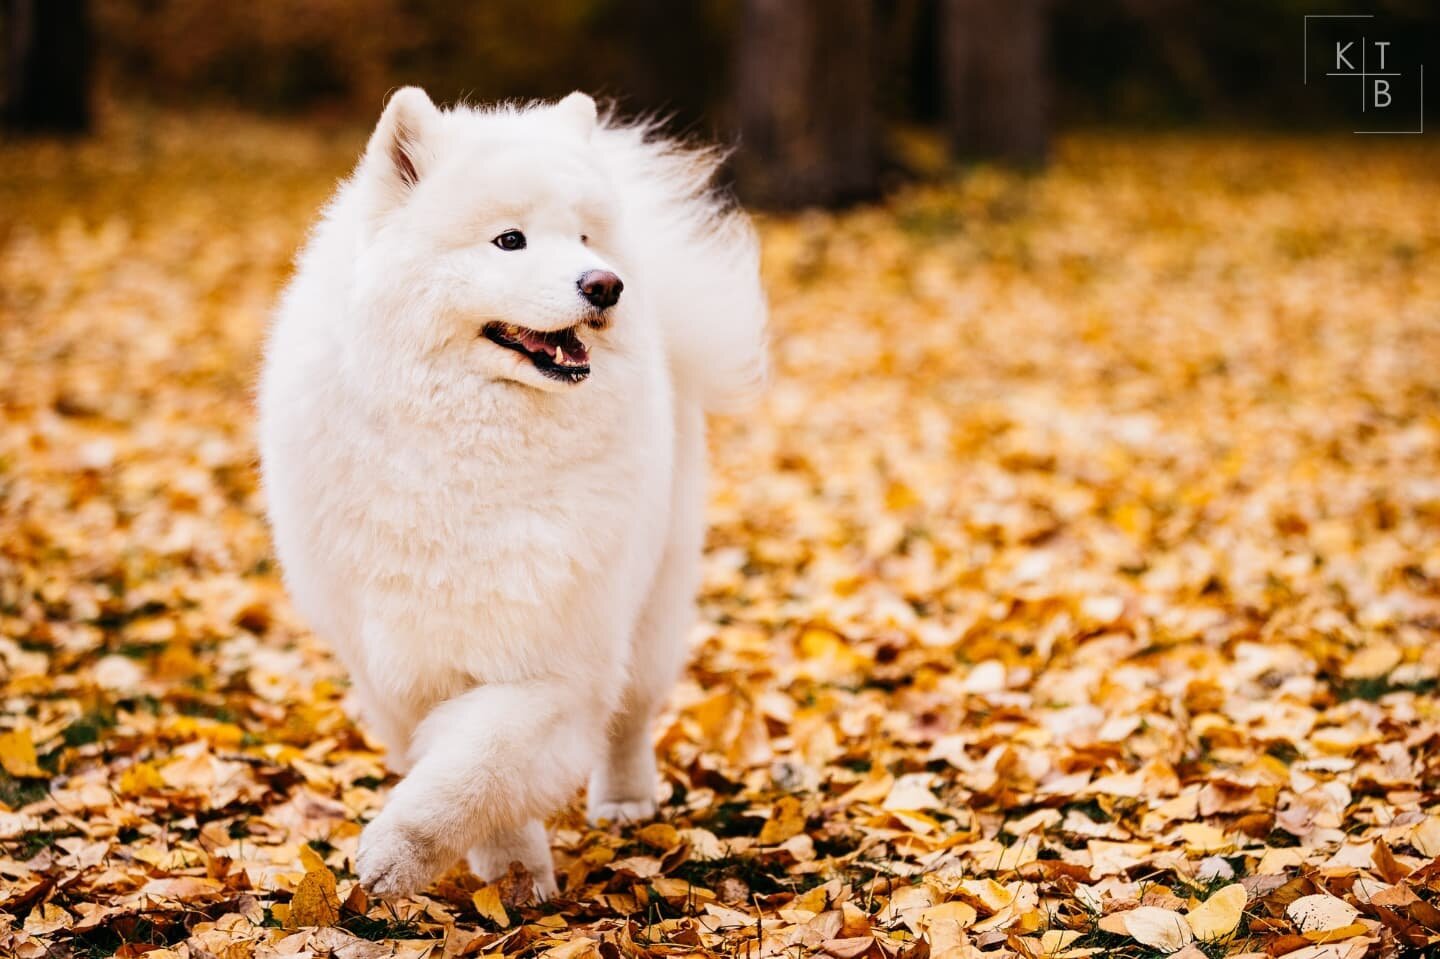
left=1185, top=882, right=1246, bottom=941
left=1123, top=907, right=1194, bottom=953
left=289, top=848, right=341, bottom=927
left=473, top=885, right=511, bottom=928
left=1341, top=641, right=1401, bottom=679
left=1411, top=817, right=1440, bottom=858
left=1286, top=894, right=1360, bottom=934
left=0, top=730, right=45, bottom=778
left=759, top=795, right=806, bottom=845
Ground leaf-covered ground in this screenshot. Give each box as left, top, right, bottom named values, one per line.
left=2, top=114, right=1439, bottom=959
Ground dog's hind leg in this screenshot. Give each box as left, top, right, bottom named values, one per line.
left=467, top=818, right=559, bottom=901
left=355, top=677, right=608, bottom=900
left=587, top=404, right=706, bottom=826
left=346, top=671, right=423, bottom=774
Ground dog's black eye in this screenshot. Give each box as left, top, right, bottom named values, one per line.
left=493, top=230, right=526, bottom=251
left=580, top=234, right=589, bottom=244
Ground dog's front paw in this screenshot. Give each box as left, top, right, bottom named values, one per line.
left=586, top=796, right=657, bottom=826
left=356, top=812, right=447, bottom=898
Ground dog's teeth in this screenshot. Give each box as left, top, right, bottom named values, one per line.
left=555, top=346, right=566, bottom=364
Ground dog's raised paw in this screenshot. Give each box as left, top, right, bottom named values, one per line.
left=586, top=797, right=657, bottom=827
left=356, top=814, right=445, bottom=898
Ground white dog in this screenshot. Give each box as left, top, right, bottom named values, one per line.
left=257, top=88, right=765, bottom=900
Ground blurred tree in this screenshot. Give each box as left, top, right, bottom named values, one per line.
left=66, top=0, right=1440, bottom=163
left=733, top=0, right=879, bottom=208
left=3, top=0, right=92, bottom=134
left=96, top=0, right=402, bottom=115
left=939, top=0, right=1050, bottom=164
left=605, top=0, right=730, bottom=130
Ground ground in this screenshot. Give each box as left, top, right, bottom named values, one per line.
left=1, top=113, right=1439, bottom=959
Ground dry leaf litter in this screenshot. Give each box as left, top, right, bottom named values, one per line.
left=2, top=115, right=1439, bottom=958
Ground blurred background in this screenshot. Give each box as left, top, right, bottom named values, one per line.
left=4, top=0, right=1437, bottom=206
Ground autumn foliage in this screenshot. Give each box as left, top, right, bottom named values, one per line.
left=2, top=115, right=1439, bottom=958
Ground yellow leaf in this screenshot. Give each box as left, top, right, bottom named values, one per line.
left=956, top=878, right=1014, bottom=914
left=921, top=901, right=980, bottom=956
left=1185, top=883, right=1246, bottom=941
left=288, top=852, right=340, bottom=928
left=637, top=822, right=681, bottom=850
left=651, top=876, right=716, bottom=906
left=759, top=795, right=806, bottom=845
left=1411, top=817, right=1440, bottom=858
left=882, top=772, right=941, bottom=811
left=22, top=902, right=71, bottom=935
left=879, top=883, right=936, bottom=929
left=1178, top=823, right=1229, bottom=854
left=1037, top=930, right=1084, bottom=957
left=1113, top=502, right=1149, bottom=537
left=0, top=730, right=45, bottom=779
left=140, top=876, right=226, bottom=899
left=298, top=843, right=327, bottom=874
left=839, top=767, right=895, bottom=805
left=1256, top=847, right=1306, bottom=875
left=1123, top=907, right=1194, bottom=953
left=797, top=628, right=868, bottom=681
left=917, top=900, right=978, bottom=930
left=885, top=481, right=920, bottom=511
left=792, top=880, right=840, bottom=914
left=473, top=885, right=511, bottom=928
left=1302, top=921, right=1369, bottom=943
left=1341, top=641, right=1401, bottom=680
left=541, top=938, right=601, bottom=959
left=119, top=762, right=165, bottom=796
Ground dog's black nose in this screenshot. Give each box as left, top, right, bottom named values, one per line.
left=578, top=270, right=623, bottom=309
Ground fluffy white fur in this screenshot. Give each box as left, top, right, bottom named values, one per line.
left=257, top=88, right=765, bottom=900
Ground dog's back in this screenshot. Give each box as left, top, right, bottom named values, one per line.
left=591, top=117, right=768, bottom=412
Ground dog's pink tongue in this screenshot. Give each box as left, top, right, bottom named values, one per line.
left=518, top=329, right=552, bottom=355
left=518, top=329, right=588, bottom=365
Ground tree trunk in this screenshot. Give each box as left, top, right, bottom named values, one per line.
left=607, top=0, right=720, bottom=127
left=4, top=0, right=92, bottom=135
left=939, top=0, right=1050, bottom=164
left=733, top=0, right=879, bottom=208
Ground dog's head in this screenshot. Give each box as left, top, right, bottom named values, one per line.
left=350, top=88, right=626, bottom=393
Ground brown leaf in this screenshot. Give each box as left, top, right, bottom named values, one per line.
left=1372, top=840, right=1411, bottom=884
left=758, top=795, right=806, bottom=845
left=820, top=937, right=876, bottom=959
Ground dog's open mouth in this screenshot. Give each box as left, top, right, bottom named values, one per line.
left=482, top=323, right=591, bottom=383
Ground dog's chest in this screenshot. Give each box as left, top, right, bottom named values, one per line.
left=338, top=385, right=670, bottom=692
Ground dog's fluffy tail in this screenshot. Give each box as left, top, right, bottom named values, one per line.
left=595, top=118, right=768, bottom=413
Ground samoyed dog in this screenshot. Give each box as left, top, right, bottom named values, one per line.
left=258, top=88, right=765, bottom=899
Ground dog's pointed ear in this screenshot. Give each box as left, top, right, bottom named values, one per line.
left=364, top=87, right=441, bottom=204
left=553, top=92, right=597, bottom=140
